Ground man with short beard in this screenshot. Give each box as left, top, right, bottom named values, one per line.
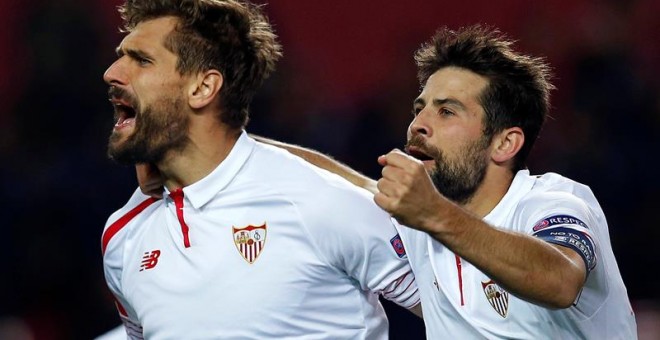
left=186, top=25, right=636, bottom=338
left=100, top=0, right=421, bottom=339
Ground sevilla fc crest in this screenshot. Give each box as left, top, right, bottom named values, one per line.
left=233, top=223, right=267, bottom=264
left=482, top=279, right=509, bottom=318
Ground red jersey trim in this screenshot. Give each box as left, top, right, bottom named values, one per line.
left=455, top=255, right=465, bottom=306
left=113, top=295, right=128, bottom=317
left=102, top=197, right=159, bottom=255
left=169, top=189, right=191, bottom=248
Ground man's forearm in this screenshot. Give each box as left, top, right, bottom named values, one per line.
left=424, top=204, right=586, bottom=309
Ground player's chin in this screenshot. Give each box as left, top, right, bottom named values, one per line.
left=108, top=145, right=140, bottom=165
left=108, top=135, right=135, bottom=159
left=109, top=130, right=131, bottom=147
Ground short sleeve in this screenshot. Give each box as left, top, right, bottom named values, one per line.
left=520, top=191, right=598, bottom=273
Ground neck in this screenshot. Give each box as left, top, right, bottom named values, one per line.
left=157, top=121, right=242, bottom=190
left=462, top=166, right=515, bottom=218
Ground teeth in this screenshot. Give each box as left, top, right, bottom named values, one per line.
left=115, top=117, right=135, bottom=127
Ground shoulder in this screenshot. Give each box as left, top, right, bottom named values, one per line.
left=528, top=172, right=595, bottom=200
left=248, top=140, right=337, bottom=181
left=520, top=189, right=591, bottom=216
left=101, top=188, right=159, bottom=292
left=515, top=173, right=598, bottom=231
left=520, top=172, right=594, bottom=212
left=236, top=137, right=394, bottom=235
left=102, top=188, right=159, bottom=256
left=247, top=140, right=376, bottom=205
left=104, top=187, right=156, bottom=231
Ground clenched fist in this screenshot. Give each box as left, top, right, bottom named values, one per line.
left=374, top=149, right=450, bottom=232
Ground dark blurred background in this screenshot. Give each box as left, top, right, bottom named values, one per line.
left=1, top=0, right=658, bottom=339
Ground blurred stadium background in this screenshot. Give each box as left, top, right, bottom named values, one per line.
left=1, top=0, right=658, bottom=339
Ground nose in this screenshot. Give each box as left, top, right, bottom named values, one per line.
left=103, top=58, right=126, bottom=85
left=408, top=110, right=432, bottom=138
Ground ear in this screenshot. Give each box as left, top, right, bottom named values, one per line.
left=491, top=127, right=524, bottom=164
left=188, top=70, right=223, bottom=110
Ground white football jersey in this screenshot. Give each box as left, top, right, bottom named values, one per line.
left=102, top=132, right=419, bottom=340
left=400, top=170, right=637, bottom=339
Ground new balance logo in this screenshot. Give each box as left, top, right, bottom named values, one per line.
left=140, top=250, right=161, bottom=271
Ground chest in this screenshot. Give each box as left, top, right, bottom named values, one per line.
left=118, top=202, right=336, bottom=328
left=406, top=230, right=549, bottom=335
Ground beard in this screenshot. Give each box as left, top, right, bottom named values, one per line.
left=107, top=88, right=190, bottom=165
left=406, top=134, right=490, bottom=205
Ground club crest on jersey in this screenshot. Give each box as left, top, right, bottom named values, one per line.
left=233, top=223, right=267, bottom=264
left=482, top=279, right=509, bottom=318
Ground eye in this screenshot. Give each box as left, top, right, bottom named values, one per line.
left=136, top=57, right=151, bottom=66
left=438, top=108, right=454, bottom=116
left=411, top=107, right=422, bottom=117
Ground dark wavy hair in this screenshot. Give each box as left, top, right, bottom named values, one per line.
left=119, top=0, right=282, bottom=129
left=415, top=25, right=553, bottom=172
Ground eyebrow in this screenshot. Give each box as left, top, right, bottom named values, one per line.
left=413, top=97, right=467, bottom=111
left=115, top=46, right=153, bottom=61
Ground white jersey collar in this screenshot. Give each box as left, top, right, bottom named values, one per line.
left=168, top=130, right=255, bottom=209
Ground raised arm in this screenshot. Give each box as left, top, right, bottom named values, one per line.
left=375, top=150, right=587, bottom=309
left=251, top=135, right=378, bottom=194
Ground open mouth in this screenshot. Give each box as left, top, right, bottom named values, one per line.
left=110, top=98, right=137, bottom=128
left=405, top=146, right=434, bottom=162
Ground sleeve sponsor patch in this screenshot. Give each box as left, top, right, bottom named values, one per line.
left=532, top=214, right=588, bottom=232
left=390, top=234, right=407, bottom=259
left=533, top=226, right=597, bottom=272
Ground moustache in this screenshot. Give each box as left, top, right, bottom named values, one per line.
left=108, top=86, right=138, bottom=108
left=405, top=135, right=429, bottom=151
left=405, top=135, right=442, bottom=161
